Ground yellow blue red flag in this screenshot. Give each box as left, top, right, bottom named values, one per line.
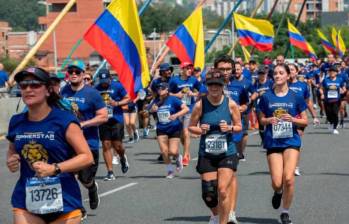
left=337, top=29, right=346, bottom=57
left=317, top=29, right=336, bottom=55
left=84, top=0, right=150, bottom=99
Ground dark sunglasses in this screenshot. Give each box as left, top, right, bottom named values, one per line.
left=68, top=69, right=82, bottom=75
left=19, top=80, right=45, bottom=90
left=84, top=78, right=92, bottom=81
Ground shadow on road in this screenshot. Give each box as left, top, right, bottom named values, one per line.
left=238, top=216, right=280, bottom=223
left=164, top=216, right=209, bottom=222
left=133, top=152, right=160, bottom=156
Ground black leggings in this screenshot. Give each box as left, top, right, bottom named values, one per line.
left=324, top=101, right=340, bottom=129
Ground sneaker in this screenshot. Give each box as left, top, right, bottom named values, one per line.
left=104, top=172, right=116, bottom=181
left=127, top=138, right=134, bottom=144
left=182, top=155, right=190, bottom=166
left=272, top=191, right=282, bottom=209
left=81, top=207, right=87, bottom=221
left=88, top=182, right=100, bottom=210
left=143, top=128, right=149, bottom=137
left=294, top=167, right=301, bottom=176
left=313, top=104, right=318, bottom=109
left=120, top=155, right=129, bottom=174
left=157, top=154, right=163, bottom=162
left=227, top=212, right=239, bottom=224
left=112, top=156, right=119, bottom=165
left=332, top=129, right=339, bottom=135
left=238, top=153, right=246, bottom=162
left=280, top=213, right=293, bottom=224
left=176, top=155, right=184, bottom=173
left=208, top=215, right=219, bottom=224
left=166, top=171, right=175, bottom=179
left=134, top=130, right=140, bottom=142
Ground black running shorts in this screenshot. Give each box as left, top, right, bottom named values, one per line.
left=99, top=120, right=124, bottom=141
left=196, top=154, right=239, bottom=174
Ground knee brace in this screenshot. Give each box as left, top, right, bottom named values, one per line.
left=201, top=180, right=218, bottom=208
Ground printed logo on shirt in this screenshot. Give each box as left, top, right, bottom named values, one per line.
left=15, top=132, right=55, bottom=141
left=329, top=85, right=337, bottom=90
left=268, top=103, right=294, bottom=109
left=70, top=102, right=83, bottom=119
left=21, top=141, right=48, bottom=166
left=273, top=108, right=288, bottom=119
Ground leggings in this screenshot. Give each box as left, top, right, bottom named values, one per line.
left=324, top=101, right=340, bottom=129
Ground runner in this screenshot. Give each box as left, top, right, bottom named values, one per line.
left=60, top=60, right=108, bottom=210
left=189, top=69, right=242, bottom=224
left=338, top=62, right=348, bottom=128
left=123, top=93, right=140, bottom=143
left=148, top=82, right=189, bottom=178
left=169, top=61, right=201, bottom=166
left=319, top=65, right=346, bottom=134
left=7, top=67, right=93, bottom=224
left=258, top=64, right=308, bottom=224
left=95, top=69, right=130, bottom=181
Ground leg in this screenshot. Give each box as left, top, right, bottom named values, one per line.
left=168, top=137, right=180, bottom=157
left=123, top=113, right=133, bottom=140
left=267, top=152, right=284, bottom=192
left=102, top=140, right=113, bottom=172
left=333, top=102, right=340, bottom=129
left=281, top=149, right=300, bottom=209
left=217, top=168, right=234, bottom=224
left=201, top=172, right=219, bottom=216
left=13, top=209, right=45, bottom=224
left=129, top=112, right=138, bottom=140
left=157, top=135, right=170, bottom=165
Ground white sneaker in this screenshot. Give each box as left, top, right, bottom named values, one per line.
left=175, top=154, right=184, bottom=173
left=166, top=171, right=175, bottom=179
left=313, top=104, right=318, bottom=109
left=294, top=166, right=301, bottom=176
left=332, top=129, right=339, bottom=135
left=112, top=156, right=119, bottom=165
left=134, top=129, right=140, bottom=142
left=228, top=212, right=239, bottom=224
left=208, top=215, right=219, bottom=224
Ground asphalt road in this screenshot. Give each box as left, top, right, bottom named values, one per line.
left=1, top=119, right=349, bottom=224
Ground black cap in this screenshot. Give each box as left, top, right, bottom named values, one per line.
left=206, top=69, right=225, bottom=86
left=257, top=65, right=267, bottom=75
left=194, top=67, right=201, bottom=72
left=14, top=67, right=50, bottom=83
left=49, top=73, right=60, bottom=82
left=328, top=65, right=338, bottom=72
left=98, top=69, right=111, bottom=84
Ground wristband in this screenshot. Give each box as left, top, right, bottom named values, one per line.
left=53, top=163, right=61, bottom=175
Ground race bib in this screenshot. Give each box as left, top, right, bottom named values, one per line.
left=272, top=121, right=293, bottom=139
left=157, top=111, right=171, bottom=123
left=107, top=106, right=113, bottom=118
left=327, top=90, right=338, bottom=99
left=182, top=94, right=192, bottom=106
left=205, top=134, right=228, bottom=155
left=26, top=176, right=63, bottom=214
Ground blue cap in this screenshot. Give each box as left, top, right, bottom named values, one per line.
left=159, top=63, right=173, bottom=72
left=67, top=60, right=85, bottom=71
left=98, top=69, right=110, bottom=84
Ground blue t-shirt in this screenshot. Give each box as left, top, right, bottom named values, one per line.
left=225, top=81, right=249, bottom=106
left=253, top=79, right=274, bottom=112
left=229, top=77, right=253, bottom=114
left=242, top=69, right=252, bottom=81
left=289, top=81, right=310, bottom=100
left=95, top=81, right=127, bottom=123
left=0, top=70, right=8, bottom=87
left=322, top=77, right=345, bottom=102
left=7, top=107, right=83, bottom=213
left=259, top=89, right=307, bottom=149
left=152, top=95, right=183, bottom=133
left=169, top=76, right=201, bottom=112
left=61, top=85, right=105, bottom=150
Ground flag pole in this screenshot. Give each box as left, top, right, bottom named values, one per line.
left=274, top=0, right=292, bottom=40
left=92, top=0, right=153, bottom=80
left=8, top=0, right=77, bottom=86
left=227, top=0, right=265, bottom=56
left=284, top=0, right=307, bottom=58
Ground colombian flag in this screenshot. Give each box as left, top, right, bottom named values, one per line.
left=287, top=20, right=317, bottom=59
left=337, top=29, right=346, bottom=57
left=317, top=29, right=336, bottom=55
left=166, top=6, right=205, bottom=70
left=84, top=0, right=150, bottom=99
left=233, top=13, right=274, bottom=52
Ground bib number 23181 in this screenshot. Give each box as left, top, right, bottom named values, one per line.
left=272, top=121, right=293, bottom=139
left=205, top=134, right=228, bottom=155
left=25, top=176, right=63, bottom=214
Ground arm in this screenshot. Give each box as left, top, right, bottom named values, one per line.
left=170, top=103, right=189, bottom=120
left=32, top=123, right=94, bottom=177
left=110, top=95, right=130, bottom=107
left=81, top=107, right=108, bottom=128
left=225, top=99, right=242, bottom=133
left=188, top=101, right=206, bottom=135
left=6, top=143, right=20, bottom=173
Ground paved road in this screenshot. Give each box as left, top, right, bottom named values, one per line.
left=1, top=120, right=349, bottom=224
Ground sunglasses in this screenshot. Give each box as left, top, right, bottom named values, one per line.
left=68, top=69, right=82, bottom=75
left=218, top=67, right=233, bottom=72
left=84, top=78, right=92, bottom=81
left=19, top=80, right=45, bottom=90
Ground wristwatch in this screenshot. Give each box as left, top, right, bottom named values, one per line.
left=53, top=163, right=61, bottom=175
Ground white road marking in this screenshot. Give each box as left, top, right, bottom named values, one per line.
left=84, top=182, right=138, bottom=202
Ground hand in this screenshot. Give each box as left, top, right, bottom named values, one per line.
left=151, top=105, right=158, bottom=113
left=32, top=161, right=55, bottom=177
left=313, top=117, right=320, bottom=126
left=177, top=91, right=184, bottom=99
left=80, top=121, right=86, bottom=128
left=219, top=121, right=232, bottom=133
left=187, top=90, right=194, bottom=97
left=200, top=124, right=210, bottom=134
left=7, top=154, right=20, bottom=172
left=268, top=117, right=279, bottom=125
left=169, top=114, right=177, bottom=121
left=280, top=114, right=293, bottom=122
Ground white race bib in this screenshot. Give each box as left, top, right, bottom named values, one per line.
left=205, top=134, right=228, bottom=155
left=26, top=176, right=63, bottom=214
left=182, top=94, right=192, bottom=106
left=157, top=111, right=171, bottom=123
left=107, top=106, right=113, bottom=118
left=272, top=121, right=293, bottom=139
left=327, top=90, right=338, bottom=99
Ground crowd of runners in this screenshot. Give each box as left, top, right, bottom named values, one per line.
left=5, top=53, right=349, bottom=224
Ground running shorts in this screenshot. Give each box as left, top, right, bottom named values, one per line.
left=196, top=154, right=239, bottom=174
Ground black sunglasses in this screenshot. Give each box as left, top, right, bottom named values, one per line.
left=84, top=77, right=92, bottom=81
left=19, top=80, right=45, bottom=90
left=68, top=69, right=82, bottom=75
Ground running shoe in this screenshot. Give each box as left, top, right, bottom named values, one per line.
left=104, top=172, right=116, bottom=181
left=294, top=167, right=301, bottom=176
left=272, top=191, right=282, bottom=209
left=112, top=156, right=119, bottom=165
left=238, top=153, right=246, bottom=162
left=166, top=171, right=175, bottom=179
left=332, top=129, right=339, bottom=135
left=182, top=154, right=190, bottom=166
left=208, top=215, right=219, bottom=224
left=120, top=155, right=129, bottom=174
left=143, top=128, right=149, bottom=137
left=127, top=138, right=134, bottom=144
left=176, top=155, right=184, bottom=173
left=134, top=130, right=140, bottom=142
left=88, top=182, right=100, bottom=210
left=227, top=212, right=239, bottom=224
left=280, top=213, right=293, bottom=224
left=81, top=207, right=87, bottom=221
left=157, top=154, right=163, bottom=162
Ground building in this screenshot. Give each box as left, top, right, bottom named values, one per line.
left=0, top=21, right=11, bottom=57
left=205, top=0, right=263, bottom=17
